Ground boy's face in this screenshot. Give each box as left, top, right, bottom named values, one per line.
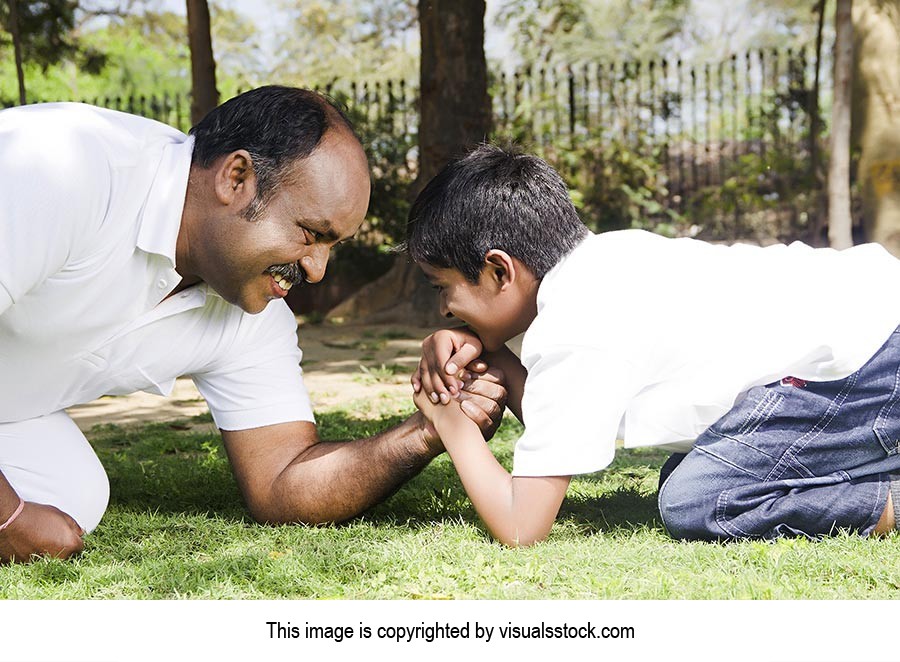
left=419, top=260, right=532, bottom=352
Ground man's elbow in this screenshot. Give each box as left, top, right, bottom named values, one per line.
left=244, top=497, right=350, bottom=527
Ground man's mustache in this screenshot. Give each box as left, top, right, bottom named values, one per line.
left=266, top=261, right=306, bottom=285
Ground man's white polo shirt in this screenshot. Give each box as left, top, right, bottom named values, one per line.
left=0, top=103, right=314, bottom=429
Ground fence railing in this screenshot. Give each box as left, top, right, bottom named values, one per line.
left=491, top=46, right=825, bottom=209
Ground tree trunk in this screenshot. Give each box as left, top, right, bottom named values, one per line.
left=9, top=0, right=26, bottom=105
left=808, top=0, right=827, bottom=244
left=828, top=0, right=854, bottom=250
left=852, top=0, right=900, bottom=256
left=414, top=0, right=492, bottom=193
left=328, top=0, right=492, bottom=326
left=186, top=0, right=219, bottom=126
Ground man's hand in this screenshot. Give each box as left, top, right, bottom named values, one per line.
left=412, top=328, right=484, bottom=404
left=0, top=502, right=85, bottom=564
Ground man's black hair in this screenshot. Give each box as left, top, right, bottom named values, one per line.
left=407, top=143, right=589, bottom=283
left=190, top=85, right=359, bottom=219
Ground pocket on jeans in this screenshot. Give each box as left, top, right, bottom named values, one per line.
left=873, top=363, right=900, bottom=456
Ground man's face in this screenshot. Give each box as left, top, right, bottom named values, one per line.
left=198, top=129, right=370, bottom=314
left=419, top=262, right=519, bottom=352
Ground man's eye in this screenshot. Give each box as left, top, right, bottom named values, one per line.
left=304, top=228, right=319, bottom=243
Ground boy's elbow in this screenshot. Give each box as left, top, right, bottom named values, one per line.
left=493, top=524, right=552, bottom=548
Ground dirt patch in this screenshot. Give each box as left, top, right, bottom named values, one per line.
left=66, top=322, right=434, bottom=431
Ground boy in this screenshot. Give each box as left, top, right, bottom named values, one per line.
left=407, top=143, right=900, bottom=547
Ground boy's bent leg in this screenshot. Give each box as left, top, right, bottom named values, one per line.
left=659, top=329, right=900, bottom=541
left=0, top=411, right=110, bottom=532
left=658, top=439, right=891, bottom=540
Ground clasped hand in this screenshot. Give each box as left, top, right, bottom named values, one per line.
left=412, top=328, right=505, bottom=440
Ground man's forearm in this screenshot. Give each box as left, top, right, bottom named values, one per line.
left=482, top=345, right=526, bottom=422
left=251, top=413, right=441, bottom=525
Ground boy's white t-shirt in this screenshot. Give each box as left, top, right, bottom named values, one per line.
left=512, top=230, right=900, bottom=477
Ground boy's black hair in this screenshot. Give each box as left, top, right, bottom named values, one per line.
left=406, top=143, right=589, bottom=283
left=190, top=85, right=359, bottom=219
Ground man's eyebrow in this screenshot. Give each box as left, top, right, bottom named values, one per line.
left=304, top=218, right=343, bottom=242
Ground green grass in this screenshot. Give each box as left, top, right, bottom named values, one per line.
left=2, top=408, right=899, bottom=599
left=354, top=363, right=409, bottom=384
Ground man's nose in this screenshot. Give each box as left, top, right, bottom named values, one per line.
left=300, top=245, right=329, bottom=284
left=439, top=300, right=453, bottom=319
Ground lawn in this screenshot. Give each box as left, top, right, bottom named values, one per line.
left=2, top=404, right=898, bottom=599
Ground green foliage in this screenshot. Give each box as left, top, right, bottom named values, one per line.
left=0, top=0, right=80, bottom=67
left=556, top=135, right=683, bottom=234
left=687, top=149, right=820, bottom=242
left=0, top=3, right=261, bottom=108
left=495, top=0, right=691, bottom=67
left=271, top=0, right=417, bottom=86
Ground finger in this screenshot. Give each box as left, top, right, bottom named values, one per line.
left=411, top=362, right=422, bottom=393
left=445, top=341, right=483, bottom=376
left=422, top=337, right=458, bottom=398
left=458, top=388, right=503, bottom=417
left=459, top=398, right=492, bottom=430
left=464, top=359, right=489, bottom=374
left=462, top=366, right=506, bottom=389
left=418, top=361, right=444, bottom=404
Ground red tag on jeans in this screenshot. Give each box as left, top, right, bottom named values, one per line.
left=780, top=376, right=808, bottom=388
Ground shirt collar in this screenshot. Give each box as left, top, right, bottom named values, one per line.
left=136, top=134, right=195, bottom=268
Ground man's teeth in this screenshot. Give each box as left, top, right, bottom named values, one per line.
left=275, top=276, right=293, bottom=292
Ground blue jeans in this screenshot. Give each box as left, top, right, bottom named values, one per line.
left=658, top=326, right=900, bottom=540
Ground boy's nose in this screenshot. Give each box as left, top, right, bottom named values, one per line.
left=439, top=300, right=453, bottom=319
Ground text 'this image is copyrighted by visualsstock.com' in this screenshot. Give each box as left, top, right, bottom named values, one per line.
left=266, top=619, right=635, bottom=644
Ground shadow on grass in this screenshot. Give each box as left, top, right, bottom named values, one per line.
left=90, top=410, right=667, bottom=534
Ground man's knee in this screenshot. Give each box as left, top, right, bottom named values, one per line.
left=0, top=412, right=110, bottom=534
left=73, top=456, right=110, bottom=533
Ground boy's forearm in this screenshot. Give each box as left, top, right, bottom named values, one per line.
left=438, top=416, right=563, bottom=546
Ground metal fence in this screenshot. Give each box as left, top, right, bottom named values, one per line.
left=491, top=46, right=825, bottom=210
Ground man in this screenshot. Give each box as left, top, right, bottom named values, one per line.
left=0, top=87, right=506, bottom=563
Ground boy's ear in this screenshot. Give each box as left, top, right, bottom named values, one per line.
left=213, top=149, right=256, bottom=207
left=483, top=249, right=517, bottom=291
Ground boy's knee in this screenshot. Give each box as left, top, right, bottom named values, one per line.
left=657, top=455, right=725, bottom=541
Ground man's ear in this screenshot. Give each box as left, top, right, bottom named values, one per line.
left=213, top=150, right=256, bottom=207
left=484, top=249, right=517, bottom=291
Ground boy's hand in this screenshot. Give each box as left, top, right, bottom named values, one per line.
left=412, top=328, right=485, bottom=404
left=413, top=386, right=477, bottom=435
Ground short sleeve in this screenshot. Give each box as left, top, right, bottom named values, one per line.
left=191, top=301, right=315, bottom=430
left=513, top=344, right=637, bottom=477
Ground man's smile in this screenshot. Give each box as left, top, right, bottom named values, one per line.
left=265, top=262, right=306, bottom=293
